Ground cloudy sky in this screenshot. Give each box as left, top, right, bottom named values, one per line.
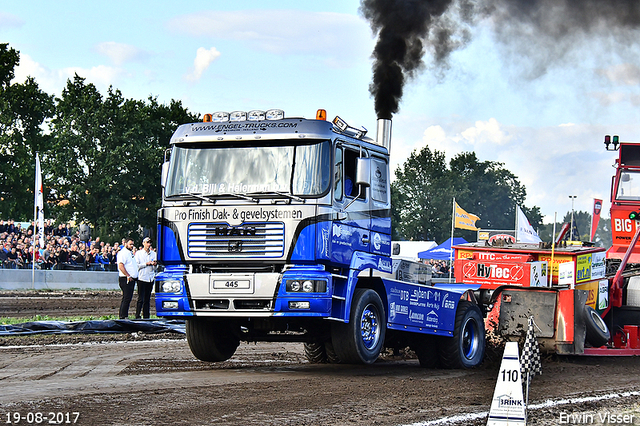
left=3, top=0, right=640, bottom=225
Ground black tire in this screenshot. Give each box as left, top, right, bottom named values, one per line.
left=439, top=301, right=485, bottom=369
left=584, top=305, right=610, bottom=347
left=304, top=342, right=327, bottom=363
left=331, top=288, right=386, bottom=364
left=411, top=334, right=440, bottom=368
left=325, top=340, right=342, bottom=364
left=186, top=318, right=240, bottom=362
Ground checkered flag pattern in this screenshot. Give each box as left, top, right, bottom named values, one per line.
left=520, top=316, right=542, bottom=384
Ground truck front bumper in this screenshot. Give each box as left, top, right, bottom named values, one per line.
left=155, top=266, right=333, bottom=318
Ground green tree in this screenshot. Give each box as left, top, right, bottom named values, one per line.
left=391, top=146, right=453, bottom=241
left=391, top=146, right=540, bottom=243
left=49, top=75, right=197, bottom=241
left=0, top=43, right=55, bottom=220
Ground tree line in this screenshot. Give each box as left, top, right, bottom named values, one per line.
left=0, top=44, right=198, bottom=241
left=0, top=43, right=607, bottom=246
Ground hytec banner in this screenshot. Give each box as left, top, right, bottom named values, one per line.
left=516, top=206, right=542, bottom=244
left=453, top=201, right=480, bottom=231
left=591, top=198, right=603, bottom=242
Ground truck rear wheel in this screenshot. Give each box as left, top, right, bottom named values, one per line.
left=584, top=305, right=610, bottom=347
left=411, top=334, right=440, bottom=368
left=186, top=318, right=240, bottom=362
left=331, top=288, right=386, bottom=364
left=304, top=342, right=327, bottom=363
left=439, top=301, right=485, bottom=369
left=303, top=340, right=341, bottom=364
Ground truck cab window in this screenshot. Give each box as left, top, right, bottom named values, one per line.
left=334, top=148, right=343, bottom=201
left=344, top=148, right=365, bottom=200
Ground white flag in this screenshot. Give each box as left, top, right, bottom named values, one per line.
left=516, top=206, right=542, bottom=243
left=35, top=153, right=44, bottom=248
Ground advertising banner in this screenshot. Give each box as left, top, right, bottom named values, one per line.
left=454, top=259, right=548, bottom=289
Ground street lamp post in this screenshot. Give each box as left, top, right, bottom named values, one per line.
left=569, top=195, right=577, bottom=240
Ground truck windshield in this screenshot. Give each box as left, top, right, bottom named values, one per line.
left=165, top=140, right=331, bottom=198
left=617, top=170, right=640, bottom=201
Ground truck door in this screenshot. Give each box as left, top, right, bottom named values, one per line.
left=331, top=144, right=371, bottom=267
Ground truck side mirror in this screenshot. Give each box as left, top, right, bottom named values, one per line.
left=392, top=243, right=400, bottom=255
left=161, top=161, right=169, bottom=189
left=356, top=157, right=371, bottom=187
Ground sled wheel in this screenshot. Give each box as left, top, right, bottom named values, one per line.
left=584, top=305, right=610, bottom=347
left=331, top=288, right=386, bottom=364
left=439, top=301, right=485, bottom=369
left=186, top=318, right=240, bottom=362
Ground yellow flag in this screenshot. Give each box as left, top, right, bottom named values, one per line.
left=454, top=202, right=480, bottom=231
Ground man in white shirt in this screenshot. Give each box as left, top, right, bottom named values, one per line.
left=134, top=236, right=157, bottom=319
left=117, top=238, right=138, bottom=319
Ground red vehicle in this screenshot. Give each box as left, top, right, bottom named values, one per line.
left=448, top=135, right=640, bottom=355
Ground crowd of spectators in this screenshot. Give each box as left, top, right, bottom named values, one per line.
left=0, top=219, right=142, bottom=272
left=426, top=259, right=451, bottom=278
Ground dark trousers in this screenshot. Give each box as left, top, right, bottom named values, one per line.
left=136, top=280, right=153, bottom=319
left=118, top=276, right=136, bottom=319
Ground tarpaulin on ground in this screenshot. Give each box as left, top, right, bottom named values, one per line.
left=0, top=319, right=186, bottom=335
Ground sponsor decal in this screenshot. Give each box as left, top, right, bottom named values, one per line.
left=173, top=207, right=303, bottom=222
left=192, top=121, right=299, bottom=133
left=498, top=395, right=524, bottom=407
left=576, top=254, right=592, bottom=283
left=373, top=232, right=382, bottom=250
left=425, top=310, right=439, bottom=324
left=442, top=293, right=455, bottom=309
left=409, top=310, right=425, bottom=322
left=488, top=233, right=516, bottom=243
left=377, top=257, right=392, bottom=272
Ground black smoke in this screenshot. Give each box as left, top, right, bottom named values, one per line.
left=361, top=0, right=640, bottom=119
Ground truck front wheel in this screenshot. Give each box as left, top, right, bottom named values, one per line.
left=186, top=318, right=240, bottom=362
left=439, top=301, right=485, bottom=369
left=331, top=288, right=386, bottom=364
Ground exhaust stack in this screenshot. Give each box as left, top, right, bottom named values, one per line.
left=376, top=118, right=392, bottom=152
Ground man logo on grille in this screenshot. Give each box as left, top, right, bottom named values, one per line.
left=228, top=240, right=243, bottom=252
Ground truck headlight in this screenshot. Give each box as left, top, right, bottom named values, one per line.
left=160, top=280, right=182, bottom=293
left=285, top=279, right=327, bottom=293
left=302, top=280, right=314, bottom=292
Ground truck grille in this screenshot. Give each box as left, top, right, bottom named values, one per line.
left=187, top=222, right=285, bottom=258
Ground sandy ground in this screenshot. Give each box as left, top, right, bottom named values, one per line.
left=1, top=291, right=640, bottom=426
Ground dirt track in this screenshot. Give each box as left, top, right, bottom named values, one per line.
left=1, top=291, right=640, bottom=426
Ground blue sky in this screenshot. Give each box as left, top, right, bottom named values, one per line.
left=3, top=0, right=640, bottom=226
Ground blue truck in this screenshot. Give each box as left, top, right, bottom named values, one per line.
left=154, top=109, right=485, bottom=367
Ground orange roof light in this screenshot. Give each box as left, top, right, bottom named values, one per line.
left=316, top=109, right=327, bottom=121
left=203, top=114, right=213, bottom=122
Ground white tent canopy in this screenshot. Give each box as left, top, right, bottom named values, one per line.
left=392, top=241, right=437, bottom=261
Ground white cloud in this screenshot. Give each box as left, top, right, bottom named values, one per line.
left=60, top=65, right=124, bottom=89
left=0, top=12, right=24, bottom=28
left=184, top=47, right=221, bottom=82
left=167, top=10, right=372, bottom=67
left=459, top=118, right=512, bottom=146
left=95, top=42, right=147, bottom=65
left=14, top=53, right=125, bottom=94
left=13, top=53, right=62, bottom=94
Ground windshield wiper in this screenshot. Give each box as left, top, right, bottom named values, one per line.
left=271, top=191, right=305, bottom=203
left=225, top=193, right=259, bottom=203
left=167, top=192, right=217, bottom=204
